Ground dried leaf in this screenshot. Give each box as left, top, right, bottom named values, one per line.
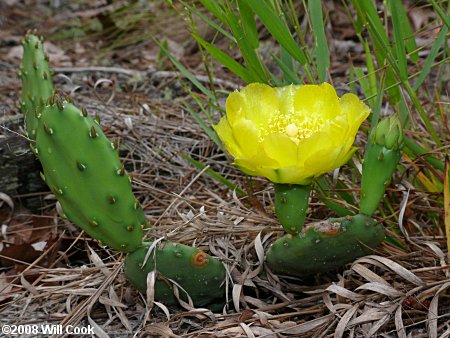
left=334, top=305, right=358, bottom=338
left=355, top=282, right=404, bottom=298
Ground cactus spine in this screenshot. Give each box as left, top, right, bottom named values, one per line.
left=20, top=31, right=53, bottom=140
left=125, top=241, right=226, bottom=311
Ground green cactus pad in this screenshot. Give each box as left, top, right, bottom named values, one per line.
left=20, top=33, right=53, bottom=140
left=124, top=241, right=226, bottom=311
left=266, top=214, right=384, bottom=277
left=360, top=144, right=402, bottom=216
left=35, top=94, right=145, bottom=252
left=274, top=184, right=311, bottom=235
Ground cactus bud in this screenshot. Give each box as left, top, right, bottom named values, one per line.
left=373, top=115, right=403, bottom=150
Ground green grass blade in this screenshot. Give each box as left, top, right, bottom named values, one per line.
left=182, top=1, right=236, bottom=42
left=183, top=102, right=223, bottom=149
left=244, top=0, right=307, bottom=65
left=353, top=0, right=401, bottom=103
left=158, top=39, right=215, bottom=101
left=404, top=137, right=445, bottom=171
left=182, top=154, right=247, bottom=196
left=198, top=0, right=228, bottom=25
left=271, top=52, right=301, bottom=85
left=413, top=26, right=449, bottom=90
left=389, top=0, right=418, bottom=63
left=364, top=41, right=378, bottom=109
left=430, top=0, right=450, bottom=29
left=237, top=0, right=259, bottom=49
left=226, top=12, right=269, bottom=83
left=308, top=0, right=330, bottom=82
left=193, top=34, right=256, bottom=83
left=389, top=0, right=409, bottom=81
left=352, top=67, right=371, bottom=102
left=315, top=177, right=354, bottom=217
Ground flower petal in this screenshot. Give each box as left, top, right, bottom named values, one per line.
left=296, top=116, right=348, bottom=162
left=214, top=117, right=243, bottom=158
left=276, top=84, right=301, bottom=116
left=332, top=146, right=358, bottom=169
left=261, top=133, right=299, bottom=166
left=235, top=156, right=278, bottom=181
left=293, top=83, right=340, bottom=120
left=225, top=90, right=245, bottom=126
left=340, top=93, right=370, bottom=135
left=303, top=146, right=341, bottom=176
left=239, top=83, right=280, bottom=126
left=231, top=119, right=259, bottom=158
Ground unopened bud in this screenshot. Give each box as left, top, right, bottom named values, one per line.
left=372, top=115, right=403, bottom=150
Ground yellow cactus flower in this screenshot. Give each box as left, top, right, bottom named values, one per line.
left=214, top=82, right=370, bottom=184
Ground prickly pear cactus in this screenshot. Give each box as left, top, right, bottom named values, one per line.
left=20, top=33, right=227, bottom=310
left=124, top=241, right=226, bottom=311
left=19, top=31, right=53, bottom=140
left=34, top=93, right=146, bottom=252
left=266, top=214, right=384, bottom=277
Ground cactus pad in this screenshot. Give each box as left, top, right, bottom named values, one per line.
left=274, top=184, right=311, bottom=235
left=124, top=241, right=226, bottom=310
left=266, top=214, right=384, bottom=277
left=35, top=94, right=145, bottom=252
left=20, top=32, right=53, bottom=140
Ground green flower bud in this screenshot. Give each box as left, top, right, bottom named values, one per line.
left=372, top=115, right=403, bottom=150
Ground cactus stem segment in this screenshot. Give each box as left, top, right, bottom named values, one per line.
left=360, top=115, right=403, bottom=216
left=266, top=214, right=384, bottom=277
left=124, top=241, right=226, bottom=311
left=274, top=184, right=311, bottom=235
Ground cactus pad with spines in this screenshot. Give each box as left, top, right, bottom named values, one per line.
left=35, top=93, right=146, bottom=252
left=20, top=32, right=53, bottom=140
left=124, top=241, right=226, bottom=311
left=266, top=214, right=384, bottom=277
